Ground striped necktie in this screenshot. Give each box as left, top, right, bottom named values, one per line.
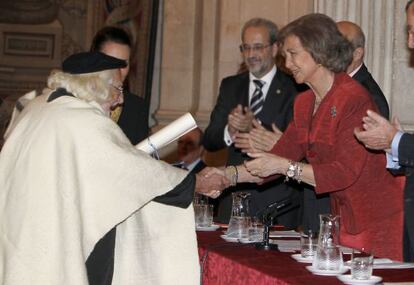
left=250, top=79, right=265, bottom=116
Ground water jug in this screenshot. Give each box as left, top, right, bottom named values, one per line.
left=226, top=192, right=251, bottom=238
left=312, top=214, right=343, bottom=271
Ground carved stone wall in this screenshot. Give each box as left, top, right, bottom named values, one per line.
left=0, top=0, right=87, bottom=102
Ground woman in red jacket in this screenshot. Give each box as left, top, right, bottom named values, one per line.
left=224, top=13, right=404, bottom=260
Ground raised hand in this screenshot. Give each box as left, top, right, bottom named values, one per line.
left=250, top=121, right=282, bottom=151
left=234, top=120, right=282, bottom=153
left=354, top=110, right=399, bottom=151
left=228, top=105, right=254, bottom=137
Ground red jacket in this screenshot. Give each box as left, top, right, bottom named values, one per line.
left=272, top=73, right=404, bottom=259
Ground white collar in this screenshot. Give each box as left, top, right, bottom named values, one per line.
left=249, top=65, right=277, bottom=86
left=185, top=158, right=201, bottom=172
left=348, top=63, right=363, bottom=78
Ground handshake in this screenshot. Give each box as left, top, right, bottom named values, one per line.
left=194, top=165, right=263, bottom=199
left=195, top=167, right=230, bottom=199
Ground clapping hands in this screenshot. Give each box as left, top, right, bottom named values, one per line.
left=227, top=105, right=254, bottom=137
left=234, top=119, right=282, bottom=153
left=354, top=110, right=401, bottom=152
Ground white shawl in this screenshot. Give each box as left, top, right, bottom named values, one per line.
left=0, top=92, right=199, bottom=284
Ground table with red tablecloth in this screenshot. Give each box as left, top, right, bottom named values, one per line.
left=197, top=230, right=414, bottom=285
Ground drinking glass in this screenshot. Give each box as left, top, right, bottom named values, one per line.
left=194, top=204, right=213, bottom=227
left=351, top=250, right=373, bottom=280
left=300, top=230, right=318, bottom=258
left=248, top=217, right=263, bottom=242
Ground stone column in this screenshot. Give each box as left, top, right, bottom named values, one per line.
left=155, top=0, right=203, bottom=126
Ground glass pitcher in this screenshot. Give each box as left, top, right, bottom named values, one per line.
left=312, top=214, right=343, bottom=271
left=226, top=192, right=251, bottom=238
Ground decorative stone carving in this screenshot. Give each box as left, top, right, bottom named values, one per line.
left=0, top=0, right=58, bottom=24
left=0, top=20, right=63, bottom=68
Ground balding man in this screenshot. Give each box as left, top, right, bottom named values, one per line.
left=337, top=21, right=390, bottom=118
left=176, top=128, right=206, bottom=173
left=354, top=0, right=414, bottom=262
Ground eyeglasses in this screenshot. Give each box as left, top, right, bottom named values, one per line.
left=111, top=84, right=124, bottom=95
left=239, top=43, right=272, bottom=53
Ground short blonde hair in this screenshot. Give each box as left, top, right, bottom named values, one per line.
left=47, top=69, right=116, bottom=105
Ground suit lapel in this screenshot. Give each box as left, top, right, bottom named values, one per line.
left=352, top=64, right=368, bottom=82
left=238, top=73, right=250, bottom=107
left=257, top=70, right=284, bottom=124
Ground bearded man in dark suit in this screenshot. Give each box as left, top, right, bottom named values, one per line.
left=203, top=18, right=301, bottom=227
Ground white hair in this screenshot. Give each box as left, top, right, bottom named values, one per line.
left=47, top=69, right=116, bottom=105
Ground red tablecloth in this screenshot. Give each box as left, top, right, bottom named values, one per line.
left=197, top=230, right=414, bottom=285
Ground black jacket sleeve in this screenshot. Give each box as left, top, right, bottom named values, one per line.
left=153, top=172, right=195, bottom=208
left=399, top=133, right=414, bottom=167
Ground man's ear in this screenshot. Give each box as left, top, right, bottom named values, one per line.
left=353, top=47, right=364, bottom=62
left=271, top=42, right=278, bottom=58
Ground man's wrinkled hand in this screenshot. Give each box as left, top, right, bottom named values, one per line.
left=228, top=105, right=254, bottom=137
left=354, top=110, right=399, bottom=150
left=195, top=167, right=230, bottom=198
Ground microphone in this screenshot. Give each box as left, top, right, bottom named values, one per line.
left=254, top=196, right=299, bottom=251
left=257, top=196, right=299, bottom=225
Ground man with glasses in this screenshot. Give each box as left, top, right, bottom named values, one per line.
left=203, top=18, right=301, bottom=227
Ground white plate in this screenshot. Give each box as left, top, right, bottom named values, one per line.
left=196, top=224, right=220, bottom=231
left=220, top=234, right=240, bottom=243
left=291, top=253, right=313, bottom=263
left=238, top=237, right=261, bottom=244
left=337, top=274, right=382, bottom=284
left=306, top=265, right=349, bottom=276
left=269, top=230, right=301, bottom=238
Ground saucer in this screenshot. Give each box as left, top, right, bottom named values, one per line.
left=306, top=265, right=349, bottom=276
left=291, top=253, right=313, bottom=263
left=238, top=237, right=261, bottom=244
left=220, top=234, right=240, bottom=243
left=196, top=224, right=220, bottom=231
left=337, top=274, right=382, bottom=284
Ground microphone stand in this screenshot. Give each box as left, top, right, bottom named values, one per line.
left=254, top=197, right=297, bottom=251
left=255, top=216, right=278, bottom=250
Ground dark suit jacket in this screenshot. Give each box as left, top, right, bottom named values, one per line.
left=191, top=160, right=206, bottom=174
left=353, top=64, right=390, bottom=119
left=117, top=91, right=149, bottom=145
left=398, top=133, right=414, bottom=261
left=203, top=69, right=301, bottom=227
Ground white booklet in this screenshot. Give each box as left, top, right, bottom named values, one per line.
left=136, top=112, right=197, bottom=154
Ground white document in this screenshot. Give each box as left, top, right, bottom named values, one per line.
left=136, top=112, right=197, bottom=154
